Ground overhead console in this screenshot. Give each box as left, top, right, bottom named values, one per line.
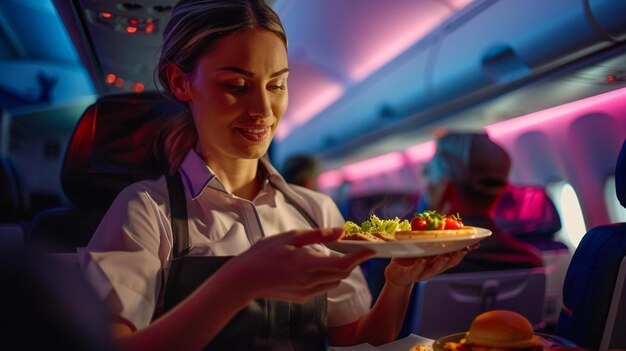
left=53, top=0, right=176, bottom=95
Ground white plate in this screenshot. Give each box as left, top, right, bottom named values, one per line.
left=326, top=228, right=491, bottom=258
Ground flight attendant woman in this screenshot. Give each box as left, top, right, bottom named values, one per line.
left=78, top=0, right=476, bottom=349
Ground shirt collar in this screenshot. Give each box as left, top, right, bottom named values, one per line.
left=179, top=149, right=215, bottom=199
left=178, top=149, right=288, bottom=199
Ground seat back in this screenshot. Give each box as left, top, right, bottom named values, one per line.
left=555, top=138, right=626, bottom=349
left=1, top=99, right=29, bottom=247
left=495, top=184, right=565, bottom=250
left=407, top=268, right=546, bottom=339
left=0, top=157, right=30, bottom=247
left=27, top=93, right=185, bottom=251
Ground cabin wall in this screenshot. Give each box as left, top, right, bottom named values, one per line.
left=491, top=89, right=626, bottom=229
left=320, top=87, right=626, bottom=233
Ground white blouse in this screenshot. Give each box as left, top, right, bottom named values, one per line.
left=78, top=149, right=372, bottom=330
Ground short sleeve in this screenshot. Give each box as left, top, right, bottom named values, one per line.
left=78, top=181, right=171, bottom=330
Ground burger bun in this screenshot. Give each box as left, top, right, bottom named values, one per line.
left=463, top=310, right=541, bottom=349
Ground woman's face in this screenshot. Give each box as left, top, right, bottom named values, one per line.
left=183, top=29, right=288, bottom=162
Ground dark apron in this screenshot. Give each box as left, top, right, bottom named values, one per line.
left=161, top=173, right=327, bottom=351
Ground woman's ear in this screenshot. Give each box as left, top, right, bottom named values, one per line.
left=165, top=63, right=191, bottom=101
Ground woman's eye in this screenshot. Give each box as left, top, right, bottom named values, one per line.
left=222, top=79, right=248, bottom=93
left=225, top=83, right=248, bottom=92
left=268, top=84, right=286, bottom=92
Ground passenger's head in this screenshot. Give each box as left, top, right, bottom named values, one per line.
left=156, top=0, right=288, bottom=173
left=422, top=131, right=511, bottom=214
left=281, top=155, right=320, bottom=190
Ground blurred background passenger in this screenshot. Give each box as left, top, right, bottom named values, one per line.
left=420, top=130, right=543, bottom=273
left=280, top=154, right=320, bottom=190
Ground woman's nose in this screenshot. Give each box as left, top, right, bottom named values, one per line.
left=248, top=88, right=272, bottom=118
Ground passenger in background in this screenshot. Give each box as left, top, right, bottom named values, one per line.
left=281, top=154, right=320, bottom=190
left=420, top=131, right=544, bottom=273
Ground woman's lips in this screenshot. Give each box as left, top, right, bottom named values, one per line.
left=236, top=126, right=271, bottom=142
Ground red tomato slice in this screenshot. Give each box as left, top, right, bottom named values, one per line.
left=411, top=217, right=428, bottom=230
left=444, top=217, right=464, bottom=229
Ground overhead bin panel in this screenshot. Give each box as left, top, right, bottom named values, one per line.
left=274, top=46, right=431, bottom=165
left=429, top=0, right=616, bottom=105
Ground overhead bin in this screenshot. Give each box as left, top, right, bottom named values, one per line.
left=274, top=45, right=432, bottom=165
left=429, top=0, right=624, bottom=105
left=277, top=0, right=626, bottom=164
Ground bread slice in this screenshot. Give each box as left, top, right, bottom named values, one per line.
left=340, top=231, right=385, bottom=242
left=395, top=226, right=478, bottom=240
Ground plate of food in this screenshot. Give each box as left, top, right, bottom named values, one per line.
left=432, top=310, right=577, bottom=351
left=326, top=211, right=491, bottom=258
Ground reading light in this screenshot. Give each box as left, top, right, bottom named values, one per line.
left=105, top=74, right=116, bottom=84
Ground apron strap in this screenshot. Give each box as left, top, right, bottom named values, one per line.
left=166, top=172, right=190, bottom=258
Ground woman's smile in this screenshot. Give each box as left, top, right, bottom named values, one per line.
left=236, top=126, right=272, bottom=142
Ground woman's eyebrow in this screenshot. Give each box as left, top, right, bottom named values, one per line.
left=216, top=66, right=289, bottom=78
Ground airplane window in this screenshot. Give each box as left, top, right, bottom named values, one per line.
left=605, top=176, right=626, bottom=223
left=547, top=181, right=587, bottom=249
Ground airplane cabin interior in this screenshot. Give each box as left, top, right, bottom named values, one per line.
left=0, top=0, right=625, bottom=349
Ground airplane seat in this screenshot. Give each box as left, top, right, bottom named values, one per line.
left=554, top=138, right=626, bottom=350
left=0, top=157, right=30, bottom=247
left=495, top=184, right=572, bottom=326
left=27, top=92, right=185, bottom=252
left=494, top=184, right=566, bottom=251
left=406, top=268, right=547, bottom=339
left=1, top=103, right=30, bottom=247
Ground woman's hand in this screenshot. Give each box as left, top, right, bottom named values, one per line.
left=219, top=228, right=375, bottom=303
left=384, top=243, right=480, bottom=287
